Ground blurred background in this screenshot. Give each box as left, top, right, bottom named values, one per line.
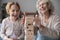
left=0, top=0, right=60, bottom=22
left=0, top=0, right=60, bottom=40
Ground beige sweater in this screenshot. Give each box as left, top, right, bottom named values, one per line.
left=39, top=14, right=60, bottom=39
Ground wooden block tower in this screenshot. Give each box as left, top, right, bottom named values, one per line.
left=24, top=14, right=34, bottom=40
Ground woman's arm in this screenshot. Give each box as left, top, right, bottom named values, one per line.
left=38, top=24, right=59, bottom=39
left=37, top=16, right=60, bottom=39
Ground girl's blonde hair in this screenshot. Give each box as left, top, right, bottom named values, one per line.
left=6, top=2, right=20, bottom=14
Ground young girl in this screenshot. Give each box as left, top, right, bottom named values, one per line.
left=0, top=2, right=24, bottom=40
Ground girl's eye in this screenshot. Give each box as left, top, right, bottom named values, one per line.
left=12, top=10, right=19, bottom=12
left=12, top=10, right=15, bottom=12
left=16, top=10, right=19, bottom=12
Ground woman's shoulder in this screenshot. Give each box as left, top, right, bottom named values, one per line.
left=50, top=14, right=60, bottom=19
left=50, top=14, right=60, bottom=22
left=52, top=14, right=60, bottom=19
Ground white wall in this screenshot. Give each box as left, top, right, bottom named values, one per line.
left=1, top=0, right=37, bottom=12
left=51, top=0, right=60, bottom=16
left=1, top=0, right=60, bottom=16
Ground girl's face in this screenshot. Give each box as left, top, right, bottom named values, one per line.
left=38, top=1, right=49, bottom=15
left=9, top=4, right=20, bottom=19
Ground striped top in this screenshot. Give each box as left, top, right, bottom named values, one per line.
left=39, top=14, right=60, bottom=39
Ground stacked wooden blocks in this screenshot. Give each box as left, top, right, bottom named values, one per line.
left=24, top=15, right=34, bottom=40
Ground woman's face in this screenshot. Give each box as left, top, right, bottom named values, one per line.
left=9, top=4, right=20, bottom=19
left=38, top=1, right=49, bottom=15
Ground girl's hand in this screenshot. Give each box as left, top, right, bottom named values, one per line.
left=20, top=16, right=25, bottom=24
left=6, top=38, right=13, bottom=40
left=13, top=38, right=18, bottom=40
left=20, top=12, right=26, bottom=24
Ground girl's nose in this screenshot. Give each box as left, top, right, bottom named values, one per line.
left=14, top=11, right=17, bottom=14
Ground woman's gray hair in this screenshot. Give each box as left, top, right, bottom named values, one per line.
left=36, top=0, right=55, bottom=18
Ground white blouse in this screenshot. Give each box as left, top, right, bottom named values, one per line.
left=0, top=17, right=24, bottom=40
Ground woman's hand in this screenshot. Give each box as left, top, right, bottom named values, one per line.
left=33, top=14, right=41, bottom=28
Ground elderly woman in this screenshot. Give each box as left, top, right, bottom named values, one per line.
left=35, top=0, right=60, bottom=40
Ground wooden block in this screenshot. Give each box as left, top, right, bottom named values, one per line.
left=24, top=15, right=34, bottom=40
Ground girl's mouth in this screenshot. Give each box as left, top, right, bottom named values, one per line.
left=12, top=14, right=17, bottom=17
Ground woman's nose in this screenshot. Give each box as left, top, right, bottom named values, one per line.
left=41, top=5, right=43, bottom=8
left=39, top=5, right=43, bottom=9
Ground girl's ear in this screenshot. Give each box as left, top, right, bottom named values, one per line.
left=19, top=11, right=23, bottom=18
left=7, top=10, right=10, bottom=15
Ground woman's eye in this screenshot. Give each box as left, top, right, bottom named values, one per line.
left=39, top=4, right=42, bottom=7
